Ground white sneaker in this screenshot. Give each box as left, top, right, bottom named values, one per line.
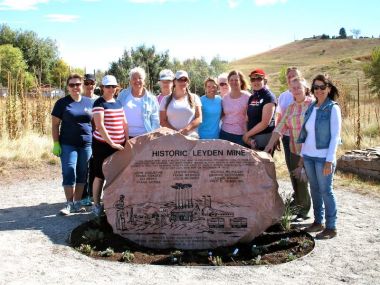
left=73, top=201, right=86, bottom=213
left=59, top=202, right=74, bottom=215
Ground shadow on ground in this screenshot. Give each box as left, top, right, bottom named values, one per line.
left=0, top=202, right=92, bottom=245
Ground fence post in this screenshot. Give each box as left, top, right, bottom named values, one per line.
left=356, top=78, right=361, bottom=149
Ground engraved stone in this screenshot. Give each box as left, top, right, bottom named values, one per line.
left=103, top=127, right=284, bottom=250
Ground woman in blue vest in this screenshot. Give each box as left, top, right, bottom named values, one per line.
left=297, top=74, right=341, bottom=239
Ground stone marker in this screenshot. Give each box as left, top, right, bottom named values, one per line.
left=103, top=128, right=284, bottom=250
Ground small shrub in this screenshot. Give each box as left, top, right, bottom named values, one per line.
left=208, top=255, right=223, bottom=266
left=76, top=244, right=93, bottom=255
left=121, top=250, right=135, bottom=263
left=82, top=228, right=105, bottom=243
left=98, top=247, right=114, bottom=257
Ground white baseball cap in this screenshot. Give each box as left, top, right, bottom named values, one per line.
left=175, top=70, right=189, bottom=80
left=159, top=69, right=175, bottom=81
left=102, top=75, right=118, bottom=86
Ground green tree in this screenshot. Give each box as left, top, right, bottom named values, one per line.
left=209, top=56, right=230, bottom=77
left=364, top=47, right=380, bottom=97
left=278, top=66, right=288, bottom=93
left=108, top=45, right=170, bottom=92
left=339, top=27, right=347, bottom=39
left=51, top=59, right=70, bottom=88
left=182, top=58, right=211, bottom=95
left=0, top=44, right=28, bottom=86
left=0, top=24, right=59, bottom=85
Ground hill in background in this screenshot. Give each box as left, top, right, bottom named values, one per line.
left=230, top=38, right=380, bottom=96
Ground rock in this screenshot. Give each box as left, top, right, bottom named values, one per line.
left=102, top=128, right=284, bottom=250
left=337, top=147, right=380, bottom=181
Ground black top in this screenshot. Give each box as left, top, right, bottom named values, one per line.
left=247, top=88, right=277, bottom=135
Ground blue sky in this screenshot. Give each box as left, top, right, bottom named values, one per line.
left=1, top=0, right=379, bottom=71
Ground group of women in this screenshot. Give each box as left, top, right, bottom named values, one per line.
left=51, top=66, right=341, bottom=240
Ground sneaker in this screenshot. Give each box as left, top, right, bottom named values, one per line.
left=316, top=228, right=337, bottom=240
left=92, top=204, right=104, bottom=217
left=81, top=196, right=93, bottom=207
left=304, top=222, right=325, bottom=232
left=73, top=201, right=87, bottom=213
left=59, top=202, right=74, bottom=216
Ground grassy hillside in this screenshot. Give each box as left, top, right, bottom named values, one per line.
left=231, top=38, right=380, bottom=96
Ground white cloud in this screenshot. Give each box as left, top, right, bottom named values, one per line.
left=254, top=0, right=287, bottom=6
left=45, top=14, right=79, bottom=22
left=228, top=0, right=238, bottom=8
left=0, top=0, right=49, bottom=10
left=129, top=0, right=169, bottom=3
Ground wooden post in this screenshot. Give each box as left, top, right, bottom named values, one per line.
left=356, top=78, right=361, bottom=149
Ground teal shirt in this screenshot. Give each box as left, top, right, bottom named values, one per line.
left=199, top=95, right=222, bottom=139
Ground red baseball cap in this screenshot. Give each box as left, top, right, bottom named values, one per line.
left=249, top=69, right=266, bottom=78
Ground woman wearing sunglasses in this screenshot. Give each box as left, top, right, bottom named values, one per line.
left=91, top=75, right=129, bottom=216
left=243, top=69, right=277, bottom=151
left=265, top=77, right=314, bottom=219
left=51, top=73, right=93, bottom=215
left=217, top=73, right=230, bottom=97
left=297, top=74, right=341, bottom=239
left=117, top=67, right=160, bottom=139
left=160, top=70, right=202, bottom=138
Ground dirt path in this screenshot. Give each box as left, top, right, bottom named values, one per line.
left=0, top=176, right=379, bottom=285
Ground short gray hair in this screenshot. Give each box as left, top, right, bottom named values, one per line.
left=129, top=66, right=146, bottom=81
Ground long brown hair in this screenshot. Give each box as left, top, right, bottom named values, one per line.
left=227, top=70, right=248, bottom=90
left=311, top=74, right=339, bottom=101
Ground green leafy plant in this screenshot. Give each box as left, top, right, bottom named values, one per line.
left=286, top=252, right=297, bottom=262
left=98, top=247, right=114, bottom=257
left=121, top=250, right=135, bottom=263
left=208, top=255, right=223, bottom=266
left=280, top=196, right=299, bottom=231
left=76, top=244, right=93, bottom=255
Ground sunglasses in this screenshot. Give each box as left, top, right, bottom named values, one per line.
left=313, top=84, right=328, bottom=90
left=68, top=83, right=82, bottom=88
left=84, top=81, right=95, bottom=86
left=219, top=82, right=228, bottom=87
left=104, top=85, right=117, bottom=89
left=250, top=77, right=263, bottom=82
left=177, top=77, right=188, bottom=83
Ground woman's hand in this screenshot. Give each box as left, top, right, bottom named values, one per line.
left=298, top=157, right=304, bottom=168
left=111, top=143, right=124, bottom=151
left=323, top=162, right=333, bottom=176
left=179, top=128, right=190, bottom=135
left=242, top=133, right=251, bottom=144
left=264, top=142, right=274, bottom=154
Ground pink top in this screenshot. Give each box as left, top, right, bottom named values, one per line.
left=275, top=96, right=314, bottom=154
left=221, top=92, right=250, bottom=135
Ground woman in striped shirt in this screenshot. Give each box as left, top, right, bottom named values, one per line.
left=265, top=77, right=314, bottom=219
left=92, top=75, right=128, bottom=216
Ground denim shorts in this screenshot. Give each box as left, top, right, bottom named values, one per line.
left=60, top=144, right=92, bottom=187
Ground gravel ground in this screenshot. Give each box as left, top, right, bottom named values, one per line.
left=0, top=176, right=379, bottom=285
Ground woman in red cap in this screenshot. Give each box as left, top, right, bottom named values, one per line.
left=243, top=69, right=277, bottom=151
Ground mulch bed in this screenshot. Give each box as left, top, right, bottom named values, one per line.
left=69, top=216, right=314, bottom=266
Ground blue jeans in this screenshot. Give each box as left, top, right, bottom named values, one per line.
left=60, top=144, right=92, bottom=187
left=303, top=155, right=337, bottom=229
left=219, top=129, right=245, bottom=146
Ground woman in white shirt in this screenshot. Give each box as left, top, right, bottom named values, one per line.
left=297, top=74, right=341, bottom=240
left=159, top=70, right=202, bottom=138
left=117, top=67, right=160, bottom=138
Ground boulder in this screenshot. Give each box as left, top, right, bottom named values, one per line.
left=102, top=128, right=284, bottom=250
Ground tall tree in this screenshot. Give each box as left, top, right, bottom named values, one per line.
left=108, top=45, right=170, bottom=92
left=51, top=59, right=70, bottom=88
left=0, top=44, right=28, bottom=86
left=364, top=47, right=380, bottom=97
left=339, top=27, right=347, bottom=39
left=351, top=29, right=361, bottom=39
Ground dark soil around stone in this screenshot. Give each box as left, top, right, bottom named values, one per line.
left=69, top=216, right=314, bottom=266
